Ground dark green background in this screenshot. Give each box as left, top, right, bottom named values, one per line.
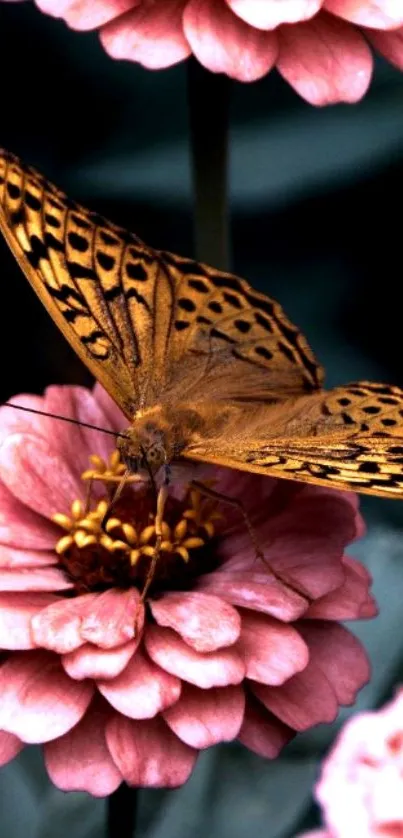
left=0, top=3, right=402, bottom=836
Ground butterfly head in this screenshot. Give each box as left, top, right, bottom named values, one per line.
left=117, top=409, right=173, bottom=477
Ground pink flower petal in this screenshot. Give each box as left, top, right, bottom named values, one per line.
left=306, top=555, right=377, bottom=620
left=247, top=490, right=357, bottom=599
left=0, top=566, right=72, bottom=592
left=62, top=640, right=138, bottom=680
left=31, top=590, right=142, bottom=654
left=42, top=385, right=117, bottom=480
left=313, top=690, right=403, bottom=836
left=145, top=624, right=245, bottom=688
left=297, top=621, right=370, bottom=705
left=36, top=0, right=140, bottom=30
left=98, top=648, right=181, bottom=718
left=218, top=483, right=358, bottom=578
left=0, top=730, right=23, bottom=765
left=100, top=0, right=191, bottom=69
left=238, top=611, right=309, bottom=685
left=44, top=699, right=122, bottom=796
left=0, top=651, right=94, bottom=742
left=0, top=394, right=48, bottom=443
left=251, top=660, right=339, bottom=730
left=106, top=713, right=197, bottom=787
left=0, top=546, right=57, bottom=569
left=149, top=591, right=241, bottom=652
left=0, top=592, right=59, bottom=649
left=163, top=683, right=244, bottom=748
left=80, top=588, right=143, bottom=649
left=277, top=12, right=373, bottom=106
left=93, top=383, right=126, bottom=433
left=238, top=696, right=294, bottom=758
left=197, top=571, right=308, bottom=620
left=0, top=480, right=60, bottom=550
left=0, top=387, right=113, bottom=505
left=0, top=433, right=84, bottom=518
left=183, top=0, right=279, bottom=81
left=226, top=0, right=322, bottom=29
left=30, top=594, right=94, bottom=654
left=324, top=0, right=403, bottom=29
left=366, top=25, right=403, bottom=68
left=3, top=387, right=113, bottom=481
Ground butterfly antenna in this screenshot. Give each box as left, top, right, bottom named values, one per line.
left=2, top=402, right=124, bottom=438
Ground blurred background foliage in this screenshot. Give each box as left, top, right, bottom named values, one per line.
left=0, top=3, right=403, bottom=836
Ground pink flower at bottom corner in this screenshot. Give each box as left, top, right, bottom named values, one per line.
left=0, top=383, right=377, bottom=796
left=8, top=0, right=403, bottom=105
left=303, top=688, right=403, bottom=838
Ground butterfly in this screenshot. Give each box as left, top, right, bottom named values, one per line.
left=1, top=148, right=403, bottom=502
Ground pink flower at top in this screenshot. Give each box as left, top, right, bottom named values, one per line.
left=5, top=0, right=403, bottom=105
left=297, top=689, right=403, bottom=838
left=0, top=383, right=375, bottom=796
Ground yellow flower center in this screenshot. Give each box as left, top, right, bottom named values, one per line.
left=52, top=451, right=221, bottom=595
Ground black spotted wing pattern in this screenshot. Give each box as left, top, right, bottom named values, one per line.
left=185, top=382, right=403, bottom=498
left=0, top=150, right=323, bottom=419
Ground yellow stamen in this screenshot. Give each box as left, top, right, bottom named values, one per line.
left=202, top=521, right=215, bottom=538
left=53, top=450, right=221, bottom=595
left=105, top=517, right=124, bottom=533
left=100, top=534, right=115, bottom=551
left=130, top=549, right=141, bottom=566
left=89, top=454, right=106, bottom=471
left=174, top=519, right=187, bottom=539
left=139, top=525, right=156, bottom=545
left=160, top=540, right=173, bottom=552
left=78, top=517, right=101, bottom=534
left=161, top=521, right=171, bottom=540
left=55, top=534, right=73, bottom=554
left=97, top=500, right=109, bottom=519
left=110, top=539, right=130, bottom=552
left=176, top=546, right=189, bottom=563
left=52, top=513, right=73, bottom=530
left=71, top=499, right=84, bottom=519
left=121, top=523, right=137, bottom=544
left=79, top=534, right=97, bottom=549
left=109, top=450, right=121, bottom=470
left=74, top=530, right=91, bottom=548
left=183, top=537, right=205, bottom=549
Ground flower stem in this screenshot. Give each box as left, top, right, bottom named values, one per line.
left=107, top=782, right=137, bottom=838
left=187, top=59, right=231, bottom=271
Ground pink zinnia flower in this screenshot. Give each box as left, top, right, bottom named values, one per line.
left=0, top=383, right=376, bottom=796
left=6, top=0, right=403, bottom=105
left=297, top=689, right=403, bottom=838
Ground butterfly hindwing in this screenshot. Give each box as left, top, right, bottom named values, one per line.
left=183, top=382, right=403, bottom=498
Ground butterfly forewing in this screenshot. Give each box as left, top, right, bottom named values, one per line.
left=159, top=250, right=323, bottom=401
left=1, top=149, right=403, bottom=500
left=0, top=150, right=323, bottom=411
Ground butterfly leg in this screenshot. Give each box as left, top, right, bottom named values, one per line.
left=100, top=469, right=133, bottom=529
left=139, top=484, right=169, bottom=604
left=84, top=476, right=94, bottom=515
left=190, top=479, right=265, bottom=563
left=190, top=479, right=311, bottom=598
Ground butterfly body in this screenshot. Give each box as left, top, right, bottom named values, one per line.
left=118, top=400, right=234, bottom=474
left=1, top=148, right=403, bottom=500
